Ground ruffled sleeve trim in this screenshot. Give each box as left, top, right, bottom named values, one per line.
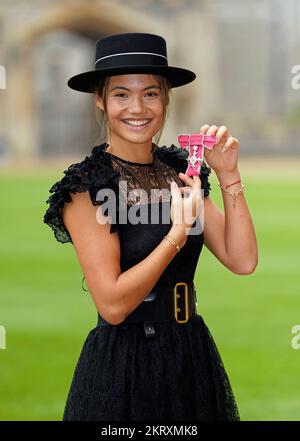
left=154, top=144, right=212, bottom=197
left=43, top=144, right=121, bottom=244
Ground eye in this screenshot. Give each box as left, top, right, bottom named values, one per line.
left=114, top=93, right=127, bottom=97
left=146, top=92, right=159, bottom=97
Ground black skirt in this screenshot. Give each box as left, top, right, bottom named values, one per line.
left=62, top=314, right=240, bottom=421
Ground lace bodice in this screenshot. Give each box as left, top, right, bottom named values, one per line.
left=106, top=145, right=187, bottom=206
left=43, top=142, right=212, bottom=244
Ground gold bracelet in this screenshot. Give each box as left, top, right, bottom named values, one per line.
left=217, top=182, right=244, bottom=208
left=163, top=235, right=180, bottom=253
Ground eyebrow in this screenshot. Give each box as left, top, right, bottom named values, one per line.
left=110, top=85, right=161, bottom=92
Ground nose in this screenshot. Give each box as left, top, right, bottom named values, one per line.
left=129, top=95, right=144, bottom=114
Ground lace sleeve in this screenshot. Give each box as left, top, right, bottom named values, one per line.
left=155, top=144, right=212, bottom=197
left=43, top=153, right=120, bottom=244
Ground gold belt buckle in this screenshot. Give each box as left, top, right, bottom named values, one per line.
left=174, top=282, right=189, bottom=324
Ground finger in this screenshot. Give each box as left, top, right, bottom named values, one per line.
left=179, top=186, right=193, bottom=193
left=179, top=187, right=192, bottom=198
left=178, top=186, right=192, bottom=191
left=170, top=182, right=183, bottom=224
left=222, top=136, right=239, bottom=152
left=192, top=174, right=201, bottom=190
left=199, top=124, right=210, bottom=134
left=186, top=174, right=201, bottom=191
left=206, top=125, right=219, bottom=136
left=215, top=125, right=230, bottom=145
left=179, top=172, right=201, bottom=188
left=179, top=172, right=193, bottom=186
left=170, top=181, right=182, bottom=198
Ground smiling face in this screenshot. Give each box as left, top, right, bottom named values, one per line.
left=95, top=74, right=167, bottom=147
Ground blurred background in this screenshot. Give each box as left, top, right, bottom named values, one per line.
left=0, top=0, right=299, bottom=421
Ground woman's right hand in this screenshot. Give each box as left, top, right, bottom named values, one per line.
left=170, top=173, right=203, bottom=233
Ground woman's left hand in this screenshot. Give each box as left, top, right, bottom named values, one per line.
left=200, top=124, right=240, bottom=174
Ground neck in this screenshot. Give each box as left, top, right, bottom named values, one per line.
left=106, top=134, right=154, bottom=163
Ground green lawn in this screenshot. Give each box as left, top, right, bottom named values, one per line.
left=0, top=163, right=299, bottom=420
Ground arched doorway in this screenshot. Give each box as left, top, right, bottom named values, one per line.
left=11, top=2, right=161, bottom=159
left=31, top=30, right=98, bottom=157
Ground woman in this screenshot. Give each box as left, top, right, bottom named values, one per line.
left=43, top=32, right=258, bottom=421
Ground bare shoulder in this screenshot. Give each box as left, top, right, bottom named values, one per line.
left=61, top=190, right=120, bottom=268
left=62, top=190, right=122, bottom=322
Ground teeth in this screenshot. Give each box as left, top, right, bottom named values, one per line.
left=125, top=120, right=150, bottom=126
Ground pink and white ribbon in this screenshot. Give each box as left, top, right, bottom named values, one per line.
left=178, top=133, right=217, bottom=176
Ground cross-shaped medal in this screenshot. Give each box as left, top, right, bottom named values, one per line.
left=178, top=133, right=217, bottom=176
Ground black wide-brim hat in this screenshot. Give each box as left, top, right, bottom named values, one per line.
left=67, top=32, right=196, bottom=93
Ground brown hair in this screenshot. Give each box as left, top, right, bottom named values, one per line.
left=93, top=74, right=172, bottom=146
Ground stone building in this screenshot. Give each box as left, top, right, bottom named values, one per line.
left=0, top=0, right=299, bottom=162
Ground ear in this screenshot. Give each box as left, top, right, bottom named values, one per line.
left=95, top=93, right=104, bottom=111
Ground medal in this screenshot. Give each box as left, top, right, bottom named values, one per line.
left=178, top=133, right=217, bottom=176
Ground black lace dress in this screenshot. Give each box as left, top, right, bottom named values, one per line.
left=43, top=142, right=240, bottom=421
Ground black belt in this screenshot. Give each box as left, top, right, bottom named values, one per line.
left=97, top=281, right=197, bottom=338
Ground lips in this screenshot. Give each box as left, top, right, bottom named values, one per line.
left=122, top=119, right=152, bottom=128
